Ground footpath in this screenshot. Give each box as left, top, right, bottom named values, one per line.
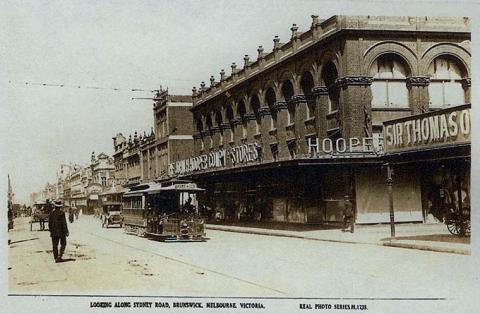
left=206, top=222, right=470, bottom=255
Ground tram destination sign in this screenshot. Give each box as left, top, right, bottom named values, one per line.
left=383, top=104, right=471, bottom=153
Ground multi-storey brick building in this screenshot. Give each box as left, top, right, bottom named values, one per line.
left=112, top=89, right=193, bottom=187
left=169, top=15, right=471, bottom=224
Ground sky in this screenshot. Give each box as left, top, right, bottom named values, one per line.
left=0, top=0, right=477, bottom=203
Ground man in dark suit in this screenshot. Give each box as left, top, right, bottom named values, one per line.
left=342, top=195, right=354, bottom=233
left=48, top=201, right=69, bottom=262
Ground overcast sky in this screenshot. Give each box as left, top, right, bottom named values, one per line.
left=0, top=0, right=477, bottom=203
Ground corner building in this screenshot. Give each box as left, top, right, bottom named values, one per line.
left=173, top=15, right=471, bottom=224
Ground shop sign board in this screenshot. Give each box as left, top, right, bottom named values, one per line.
left=307, top=136, right=384, bottom=155
left=168, top=143, right=260, bottom=176
left=383, top=104, right=471, bottom=153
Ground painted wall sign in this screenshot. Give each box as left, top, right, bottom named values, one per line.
left=383, top=105, right=471, bottom=153
left=168, top=143, right=260, bottom=176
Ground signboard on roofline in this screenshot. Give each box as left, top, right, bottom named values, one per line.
left=383, top=104, right=471, bottom=153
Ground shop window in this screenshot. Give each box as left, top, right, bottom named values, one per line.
left=428, top=56, right=466, bottom=108
left=370, top=54, right=410, bottom=108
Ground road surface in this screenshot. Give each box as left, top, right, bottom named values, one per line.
left=8, top=216, right=474, bottom=299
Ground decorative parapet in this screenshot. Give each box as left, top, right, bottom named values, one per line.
left=192, top=15, right=469, bottom=107
left=336, top=76, right=373, bottom=87
left=406, top=76, right=430, bottom=87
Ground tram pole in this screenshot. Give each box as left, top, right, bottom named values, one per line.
left=385, top=163, right=395, bottom=238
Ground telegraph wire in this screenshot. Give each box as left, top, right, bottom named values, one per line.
left=8, top=80, right=158, bottom=93
left=8, top=80, right=193, bottom=92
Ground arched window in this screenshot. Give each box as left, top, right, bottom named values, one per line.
left=226, top=105, right=235, bottom=143
left=265, top=87, right=277, bottom=130
left=321, top=62, right=339, bottom=112
left=250, top=95, right=261, bottom=134
left=428, top=56, right=467, bottom=108
left=237, top=101, right=247, bottom=139
left=205, top=114, right=213, bottom=149
left=300, top=71, right=315, bottom=119
left=215, top=111, right=223, bottom=145
left=370, top=54, right=410, bottom=108
left=282, top=80, right=295, bottom=125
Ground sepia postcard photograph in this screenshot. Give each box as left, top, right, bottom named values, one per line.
left=1, top=0, right=478, bottom=313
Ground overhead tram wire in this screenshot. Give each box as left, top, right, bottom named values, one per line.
left=8, top=80, right=158, bottom=93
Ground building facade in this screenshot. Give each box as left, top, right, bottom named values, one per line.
left=112, top=89, right=193, bottom=187
left=169, top=15, right=470, bottom=224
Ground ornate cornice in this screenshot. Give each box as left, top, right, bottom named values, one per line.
left=406, top=76, right=430, bottom=87
left=312, top=85, right=329, bottom=96
left=336, top=76, right=373, bottom=87
left=211, top=126, right=222, bottom=133
left=275, top=101, right=288, bottom=110
left=231, top=118, right=242, bottom=126
left=220, top=122, right=232, bottom=130
left=292, top=94, right=307, bottom=104
left=243, top=112, right=257, bottom=121
left=462, top=77, right=471, bottom=88
left=259, top=106, right=272, bottom=117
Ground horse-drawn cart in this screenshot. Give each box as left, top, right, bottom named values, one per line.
left=30, top=200, right=53, bottom=231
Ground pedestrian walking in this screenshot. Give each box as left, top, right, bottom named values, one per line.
left=342, top=195, right=354, bottom=233
left=68, top=207, right=74, bottom=223
left=48, top=201, right=69, bottom=262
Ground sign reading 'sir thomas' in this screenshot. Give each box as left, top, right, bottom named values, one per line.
left=383, top=104, right=471, bottom=153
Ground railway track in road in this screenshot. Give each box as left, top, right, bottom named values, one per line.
left=88, top=232, right=286, bottom=296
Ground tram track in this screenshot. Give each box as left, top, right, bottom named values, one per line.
left=88, top=231, right=287, bottom=295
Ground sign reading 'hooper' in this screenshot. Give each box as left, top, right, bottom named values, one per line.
left=383, top=105, right=471, bottom=153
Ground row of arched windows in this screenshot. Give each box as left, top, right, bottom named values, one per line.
left=195, top=54, right=468, bottom=137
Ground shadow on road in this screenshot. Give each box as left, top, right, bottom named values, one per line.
left=9, top=237, right=39, bottom=245
left=57, top=258, right=76, bottom=263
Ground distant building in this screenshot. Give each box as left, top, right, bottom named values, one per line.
left=112, top=89, right=193, bottom=187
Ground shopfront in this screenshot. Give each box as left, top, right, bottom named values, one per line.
left=383, top=104, right=471, bottom=223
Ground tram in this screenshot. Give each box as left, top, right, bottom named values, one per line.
left=122, top=179, right=206, bottom=241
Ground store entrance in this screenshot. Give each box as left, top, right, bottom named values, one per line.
left=421, top=159, right=470, bottom=223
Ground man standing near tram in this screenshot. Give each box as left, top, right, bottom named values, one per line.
left=48, top=201, right=69, bottom=262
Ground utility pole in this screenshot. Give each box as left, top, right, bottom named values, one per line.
left=385, top=163, right=395, bottom=238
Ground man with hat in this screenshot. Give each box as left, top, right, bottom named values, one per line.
left=48, top=201, right=69, bottom=262
left=342, top=195, right=354, bottom=233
